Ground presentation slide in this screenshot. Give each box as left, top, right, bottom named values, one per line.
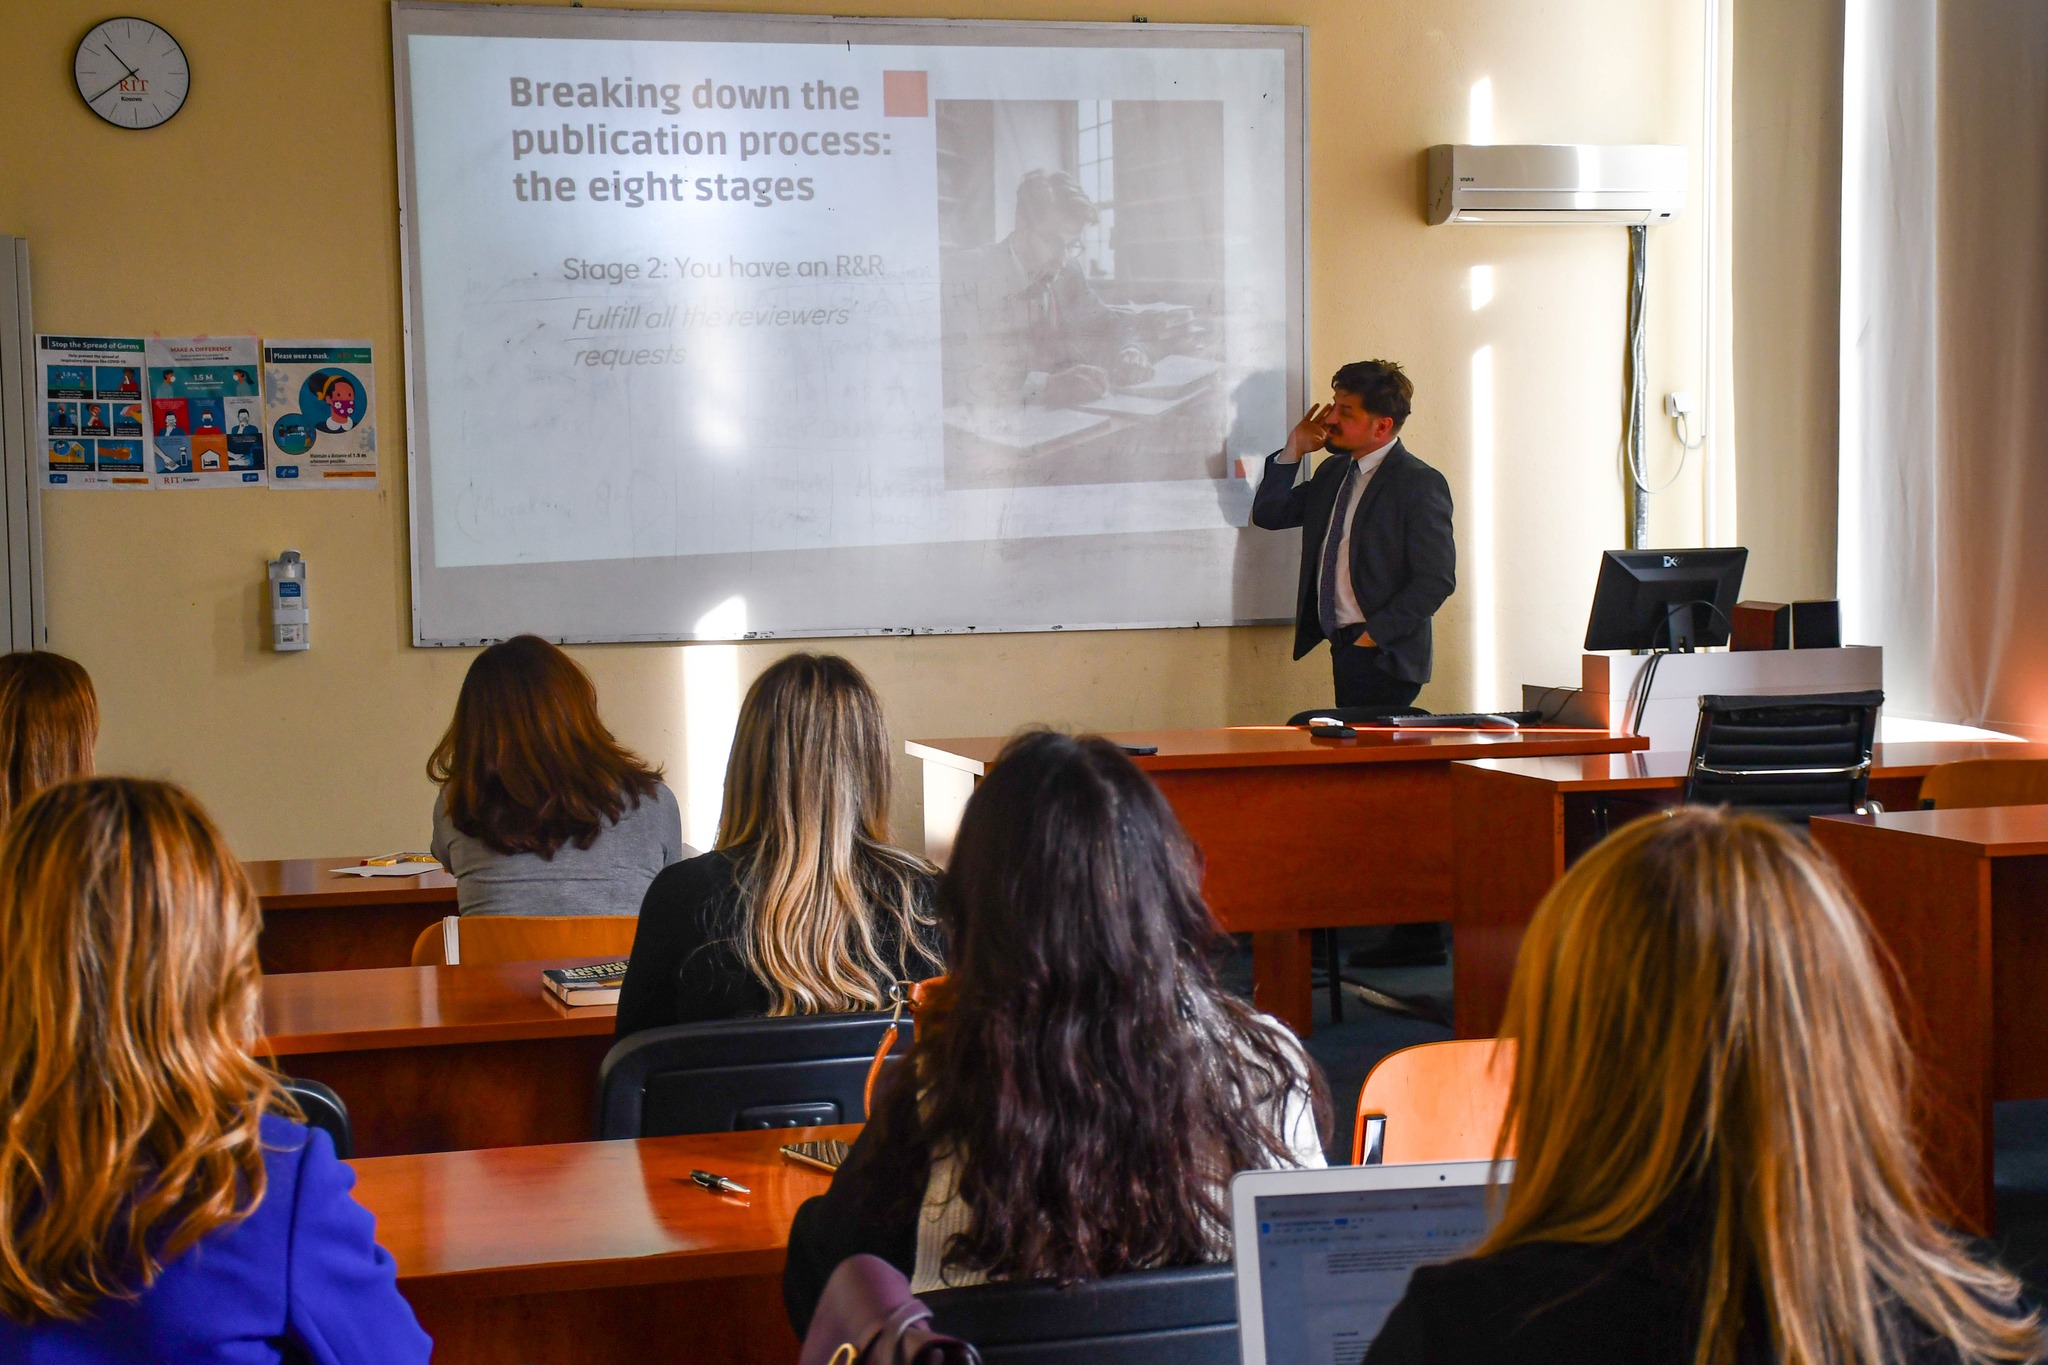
left=396, top=7, right=1305, bottom=643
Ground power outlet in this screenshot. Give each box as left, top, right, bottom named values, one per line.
left=1664, top=390, right=1698, bottom=418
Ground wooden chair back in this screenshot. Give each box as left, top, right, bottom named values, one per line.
left=408, top=914, right=640, bottom=966
left=1353, top=1038, right=1516, bottom=1165
left=1919, top=758, right=2048, bottom=810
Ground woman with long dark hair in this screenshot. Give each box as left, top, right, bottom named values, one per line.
left=428, top=634, right=689, bottom=916
left=615, top=652, right=939, bottom=1033
left=782, top=731, right=1327, bottom=1332
left=1364, top=809, right=2042, bottom=1365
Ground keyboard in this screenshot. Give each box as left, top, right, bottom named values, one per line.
left=1301, top=710, right=1547, bottom=730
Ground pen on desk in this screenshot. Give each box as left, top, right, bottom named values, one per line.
left=690, top=1169, right=751, bottom=1196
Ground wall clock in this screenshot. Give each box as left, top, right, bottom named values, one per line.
left=74, top=17, right=189, bottom=130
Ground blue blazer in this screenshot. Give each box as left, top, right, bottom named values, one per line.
left=0, top=1116, right=430, bottom=1365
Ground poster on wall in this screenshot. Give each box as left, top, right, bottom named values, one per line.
left=36, top=335, right=151, bottom=489
left=263, top=340, right=378, bottom=488
left=144, top=336, right=268, bottom=488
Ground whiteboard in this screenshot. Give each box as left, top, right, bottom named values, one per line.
left=392, top=3, right=1307, bottom=644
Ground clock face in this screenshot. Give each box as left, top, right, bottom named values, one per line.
left=74, top=17, right=189, bottom=130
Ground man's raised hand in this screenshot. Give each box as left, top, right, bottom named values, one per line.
left=1281, top=403, right=1334, bottom=463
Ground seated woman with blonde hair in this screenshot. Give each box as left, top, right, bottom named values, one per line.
left=1365, top=807, right=2041, bottom=1365
left=615, top=652, right=940, bottom=1032
left=0, top=778, right=428, bottom=1361
left=0, top=649, right=97, bottom=827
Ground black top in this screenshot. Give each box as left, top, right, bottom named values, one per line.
left=613, top=848, right=943, bottom=1038
left=782, top=1119, right=924, bottom=1338
left=1249, top=441, right=1457, bottom=683
left=1363, top=1200, right=1976, bottom=1365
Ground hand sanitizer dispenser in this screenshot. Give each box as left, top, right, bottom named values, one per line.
left=268, top=550, right=309, bottom=652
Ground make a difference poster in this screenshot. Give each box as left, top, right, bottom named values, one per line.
left=263, top=341, right=378, bottom=488
left=145, top=336, right=268, bottom=488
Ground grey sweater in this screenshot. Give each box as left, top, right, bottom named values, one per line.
left=430, top=782, right=694, bottom=917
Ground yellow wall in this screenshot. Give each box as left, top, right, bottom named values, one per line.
left=0, top=0, right=1711, bottom=859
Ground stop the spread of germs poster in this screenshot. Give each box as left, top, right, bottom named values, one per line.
left=263, top=340, right=378, bottom=488
left=38, top=335, right=151, bottom=489
left=145, top=335, right=268, bottom=489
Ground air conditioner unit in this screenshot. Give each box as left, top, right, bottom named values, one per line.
left=1426, top=144, right=1686, bottom=225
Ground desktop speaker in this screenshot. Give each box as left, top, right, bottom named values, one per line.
left=1791, top=599, right=1842, bottom=649
left=1731, top=601, right=1790, bottom=651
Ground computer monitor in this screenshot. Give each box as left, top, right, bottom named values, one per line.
left=1583, top=547, right=1748, bottom=652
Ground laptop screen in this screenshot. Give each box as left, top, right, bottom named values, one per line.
left=1248, top=1181, right=1498, bottom=1365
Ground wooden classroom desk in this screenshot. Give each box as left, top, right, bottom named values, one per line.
left=1809, top=805, right=2048, bottom=1235
left=910, top=725, right=1646, bottom=1035
left=262, top=959, right=615, bottom=1157
left=353, top=1125, right=851, bottom=1365
left=250, top=856, right=455, bottom=973
left=1449, top=741, right=2048, bottom=1041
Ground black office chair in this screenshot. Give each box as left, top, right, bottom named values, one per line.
left=922, top=1265, right=1237, bottom=1365
left=278, top=1076, right=353, bottom=1159
left=1684, top=690, right=1885, bottom=824
left=596, top=1013, right=914, bottom=1140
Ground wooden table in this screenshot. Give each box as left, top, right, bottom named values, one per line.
left=910, top=726, right=1646, bottom=1034
left=1809, top=805, right=2048, bottom=1234
left=262, top=959, right=615, bottom=1157
left=1449, top=742, right=2048, bottom=1041
left=250, top=856, right=455, bottom=973
left=353, top=1125, right=849, bottom=1365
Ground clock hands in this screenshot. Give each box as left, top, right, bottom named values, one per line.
left=82, top=45, right=144, bottom=106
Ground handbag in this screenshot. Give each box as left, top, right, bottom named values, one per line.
left=799, top=1254, right=979, bottom=1365
left=863, top=976, right=946, bottom=1114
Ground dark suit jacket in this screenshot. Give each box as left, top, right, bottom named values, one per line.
left=1250, top=441, right=1456, bottom=683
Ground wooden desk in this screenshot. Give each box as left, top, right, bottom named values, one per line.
left=353, top=1125, right=850, bottom=1365
left=1449, top=742, right=2048, bottom=1040
left=1809, top=806, right=2048, bottom=1234
left=911, top=725, right=1645, bottom=1034
left=250, top=856, right=455, bottom=973
left=262, top=960, right=614, bottom=1157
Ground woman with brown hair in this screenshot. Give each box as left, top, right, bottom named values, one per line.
left=0, top=778, right=428, bottom=1361
left=1364, top=808, right=2042, bottom=1365
left=0, top=649, right=98, bottom=827
left=614, top=652, right=941, bottom=1034
left=429, top=634, right=691, bottom=916
left=781, top=731, right=1326, bottom=1333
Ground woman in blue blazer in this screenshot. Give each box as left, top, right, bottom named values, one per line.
left=0, top=777, right=430, bottom=1364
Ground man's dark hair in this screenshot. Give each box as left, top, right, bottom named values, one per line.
left=1331, top=359, right=1414, bottom=429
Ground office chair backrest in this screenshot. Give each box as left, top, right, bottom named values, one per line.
left=409, top=913, right=639, bottom=966
left=1684, top=690, right=1884, bottom=823
left=1353, top=1038, right=1515, bottom=1165
left=596, top=1012, right=914, bottom=1139
left=1920, top=757, right=2048, bottom=810
left=922, top=1264, right=1238, bottom=1365
left=278, top=1075, right=353, bottom=1159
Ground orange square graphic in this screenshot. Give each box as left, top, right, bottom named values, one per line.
left=882, top=70, right=928, bottom=117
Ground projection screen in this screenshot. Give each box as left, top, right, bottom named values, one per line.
left=393, top=2, right=1307, bottom=644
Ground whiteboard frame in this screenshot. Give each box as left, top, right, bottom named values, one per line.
left=392, top=0, right=1310, bottom=646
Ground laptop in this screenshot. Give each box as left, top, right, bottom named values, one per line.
left=1231, top=1160, right=1511, bottom=1365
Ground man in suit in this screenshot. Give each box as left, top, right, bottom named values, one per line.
left=1252, top=359, right=1456, bottom=710
left=1253, top=359, right=1458, bottom=969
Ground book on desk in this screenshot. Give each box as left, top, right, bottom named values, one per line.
left=542, top=959, right=628, bottom=1006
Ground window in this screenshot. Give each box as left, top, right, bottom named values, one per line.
left=1075, top=100, right=1114, bottom=279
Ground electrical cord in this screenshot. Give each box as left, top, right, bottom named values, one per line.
left=1627, top=598, right=1740, bottom=736
left=1623, top=225, right=1690, bottom=501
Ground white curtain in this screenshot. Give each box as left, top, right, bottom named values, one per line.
left=1838, top=0, right=2048, bottom=736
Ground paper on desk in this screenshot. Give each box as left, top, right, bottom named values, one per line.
left=331, top=859, right=443, bottom=877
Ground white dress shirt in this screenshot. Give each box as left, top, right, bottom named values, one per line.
left=1319, top=436, right=1398, bottom=629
